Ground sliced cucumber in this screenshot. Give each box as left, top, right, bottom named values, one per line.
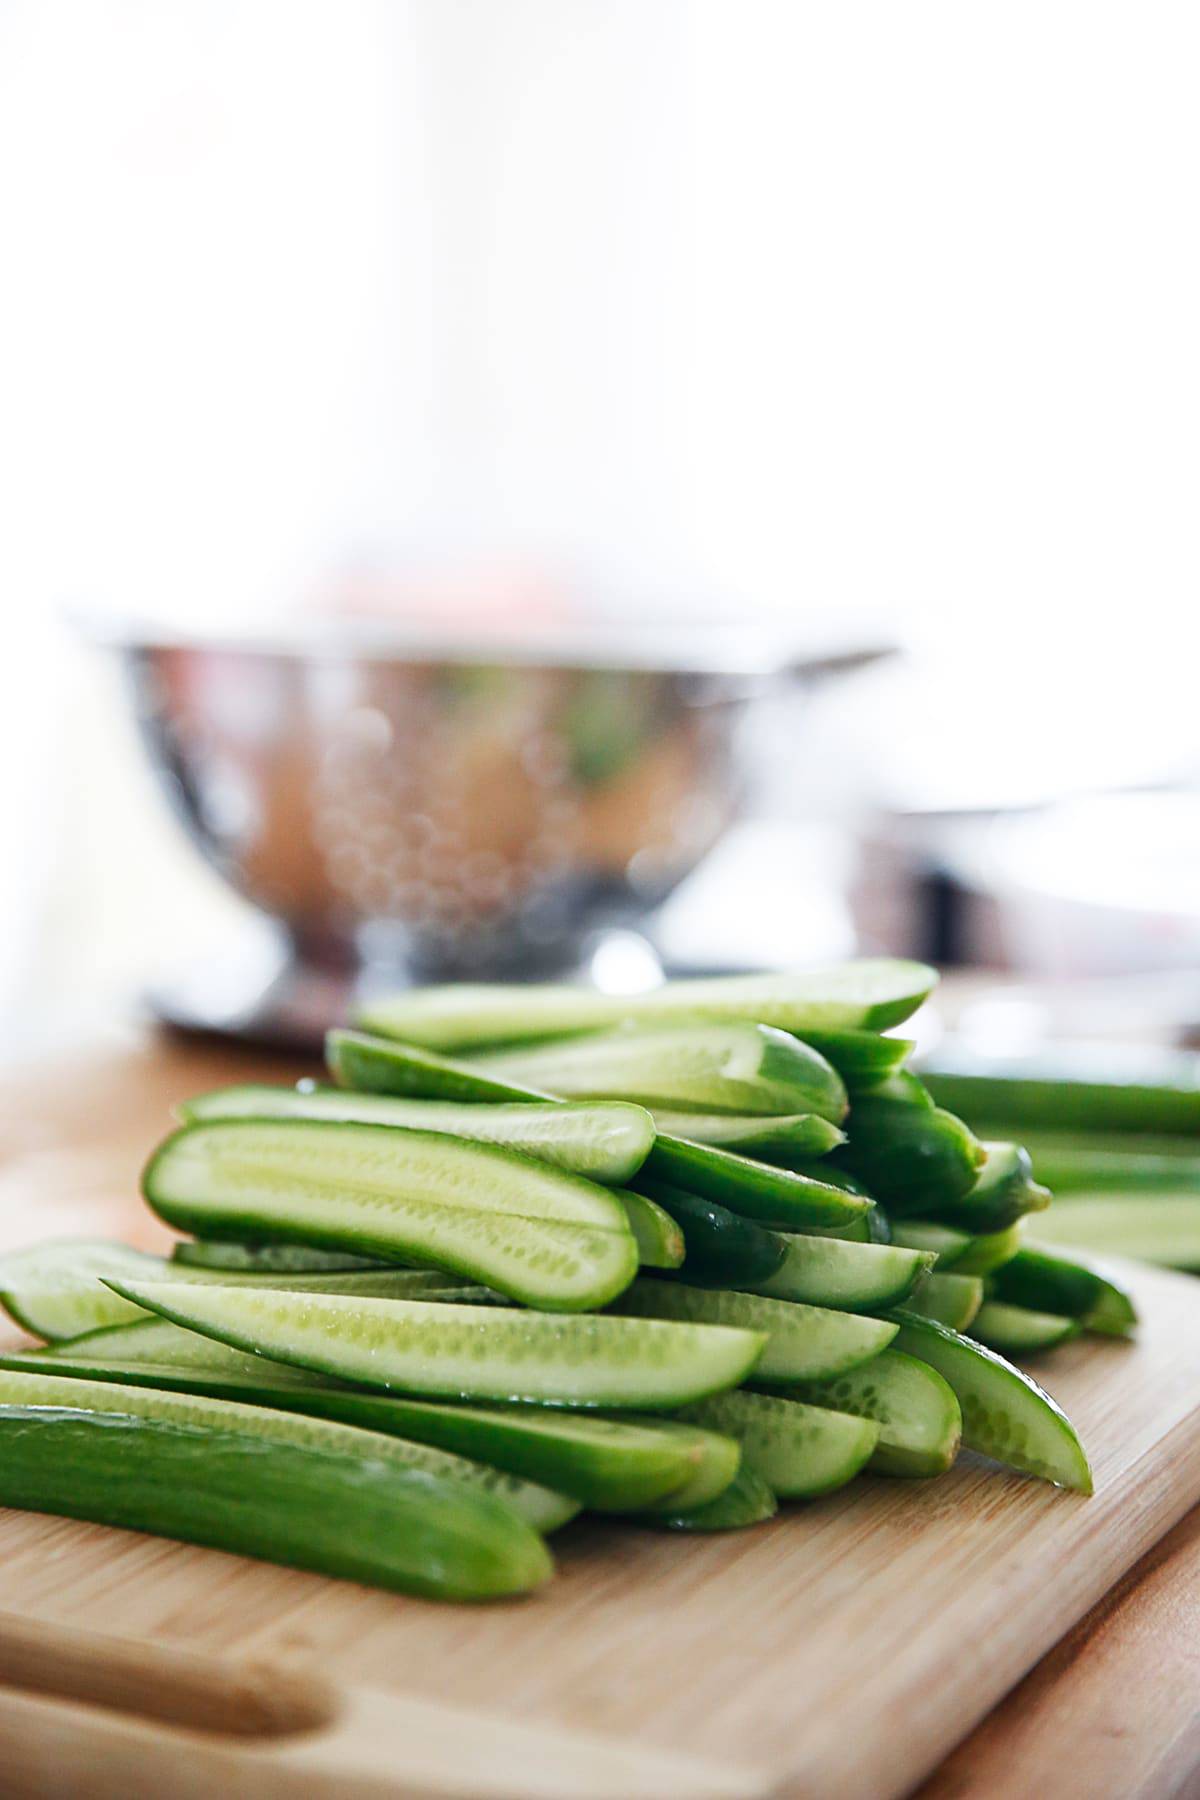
left=472, top=1023, right=848, bottom=1124
left=106, top=1281, right=767, bottom=1411
left=749, top=1236, right=932, bottom=1311
left=613, top=1190, right=685, bottom=1269
left=1026, top=1191, right=1200, bottom=1269
left=143, top=1119, right=637, bottom=1313
left=971, top=1302, right=1081, bottom=1356
left=793, top=1029, right=914, bottom=1089
left=937, top=1143, right=1051, bottom=1234
left=679, top=1389, right=878, bottom=1498
left=783, top=1349, right=962, bottom=1478
left=356, top=960, right=938, bottom=1047
left=991, top=1245, right=1137, bottom=1337
left=889, top=1310, right=1093, bottom=1492
left=631, top=1426, right=743, bottom=1514
left=182, top=1086, right=655, bottom=1186
left=632, top=1181, right=787, bottom=1286
left=612, top=1279, right=897, bottom=1382
left=172, top=1240, right=385, bottom=1273
left=0, top=1240, right=463, bottom=1342
left=890, top=1219, right=1024, bottom=1275
left=655, top=1463, right=778, bottom=1531
left=0, top=1370, right=552, bottom=1599
left=834, top=1076, right=985, bottom=1214
left=905, top=1272, right=985, bottom=1331
left=647, top=1111, right=846, bottom=1156
left=327, top=1030, right=536, bottom=1103
left=2, top=1328, right=732, bottom=1514
left=923, top=1050, right=1200, bottom=1137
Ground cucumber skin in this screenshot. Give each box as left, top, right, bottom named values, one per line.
left=0, top=1378, right=551, bottom=1601
left=833, top=1088, right=985, bottom=1215
left=143, top=1118, right=638, bottom=1315
left=614, top=1190, right=686, bottom=1270
left=749, top=1237, right=932, bottom=1313
left=780, top=1349, right=962, bottom=1478
left=990, top=1246, right=1137, bottom=1338
left=971, top=1303, right=1081, bottom=1356
left=924, top=1065, right=1200, bottom=1137
left=888, top=1309, right=1094, bottom=1493
left=793, top=1030, right=914, bottom=1090
left=633, top=1180, right=788, bottom=1285
left=654, top=1463, right=779, bottom=1531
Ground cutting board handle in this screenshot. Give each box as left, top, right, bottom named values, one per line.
left=0, top=1610, right=763, bottom=1799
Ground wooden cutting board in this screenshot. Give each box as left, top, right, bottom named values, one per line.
left=0, top=1036, right=1197, bottom=1799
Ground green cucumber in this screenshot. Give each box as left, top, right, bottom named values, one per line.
left=783, top=1349, right=962, bottom=1478
left=0, top=1240, right=463, bottom=1342
left=631, top=1181, right=788, bottom=1285
left=936, top=1143, right=1051, bottom=1234
left=905, top=1271, right=985, bottom=1331
left=647, top=1111, right=846, bottom=1155
left=971, top=1302, right=1081, bottom=1355
left=612, top=1279, right=897, bottom=1382
left=0, top=1370, right=552, bottom=1599
left=889, top=1219, right=1025, bottom=1275
left=631, top=1428, right=743, bottom=1514
left=182, top=1086, right=655, bottom=1185
left=172, top=1240, right=385, bottom=1273
left=679, top=1389, right=878, bottom=1498
left=106, top=1281, right=767, bottom=1410
left=794, top=1029, right=915, bottom=1089
left=613, top=1190, right=685, bottom=1269
left=923, top=1047, right=1200, bottom=1137
left=834, top=1075, right=985, bottom=1213
left=655, top=1463, right=778, bottom=1531
left=143, top=1119, right=637, bottom=1313
left=981, top=1130, right=1200, bottom=1193
left=749, top=1236, right=932, bottom=1311
left=356, top=960, right=938, bottom=1047
left=327, top=1030, right=864, bottom=1232
left=471, top=1023, right=848, bottom=1123
left=1027, top=1192, right=1200, bottom=1269
left=888, top=1310, right=1093, bottom=1491
left=990, top=1246, right=1137, bottom=1337
left=0, top=1328, right=731, bottom=1515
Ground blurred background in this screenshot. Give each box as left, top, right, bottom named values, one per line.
left=2, top=0, right=1200, bottom=1057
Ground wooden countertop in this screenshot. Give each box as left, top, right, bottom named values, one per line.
left=0, top=1030, right=1196, bottom=1798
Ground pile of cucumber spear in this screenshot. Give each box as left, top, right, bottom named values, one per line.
left=0, top=961, right=1137, bottom=1602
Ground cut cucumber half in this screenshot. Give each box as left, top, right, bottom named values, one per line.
left=647, top=1111, right=846, bottom=1156
left=2, top=1328, right=730, bottom=1515
left=783, top=1349, right=962, bottom=1478
left=923, top=1050, right=1200, bottom=1137
left=472, top=1023, right=848, bottom=1123
left=632, top=1181, right=788, bottom=1286
left=971, top=1302, right=1081, bottom=1356
left=630, top=1425, right=742, bottom=1514
left=888, top=1310, right=1094, bottom=1492
left=1026, top=1192, right=1200, bottom=1269
left=835, top=1079, right=985, bottom=1214
left=0, top=1240, right=463, bottom=1342
left=612, top=1279, right=897, bottom=1382
left=793, top=1029, right=914, bottom=1089
left=0, top=1370, right=552, bottom=1600
left=328, top=1030, right=539, bottom=1103
left=748, top=1236, right=932, bottom=1312
left=613, top=1190, right=685, bottom=1269
left=654, top=1463, right=778, bottom=1532
left=936, top=1143, right=1051, bottom=1235
left=172, top=1240, right=385, bottom=1273
left=991, top=1245, right=1137, bottom=1337
left=107, top=1281, right=768, bottom=1411
left=143, top=1119, right=638, bottom=1313
left=679, top=1389, right=878, bottom=1498
left=905, top=1272, right=985, bottom=1331
left=890, top=1220, right=1025, bottom=1276
left=181, top=1086, right=655, bottom=1186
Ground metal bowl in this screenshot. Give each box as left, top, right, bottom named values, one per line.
left=95, top=618, right=888, bottom=1036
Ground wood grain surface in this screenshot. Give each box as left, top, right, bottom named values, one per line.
left=0, top=1034, right=1196, bottom=1798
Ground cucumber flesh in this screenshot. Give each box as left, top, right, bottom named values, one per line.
left=629, top=1426, right=742, bottom=1513
left=782, top=1348, right=962, bottom=1478
left=971, top=1302, right=1081, bottom=1356
left=0, top=1240, right=463, bottom=1342
left=613, top=1190, right=685, bottom=1269
left=647, top=1111, right=846, bottom=1156
left=749, top=1235, right=932, bottom=1311
left=679, top=1389, right=878, bottom=1498
left=905, top=1272, right=985, bottom=1332
left=182, top=1086, right=655, bottom=1186
left=612, top=1279, right=897, bottom=1382
left=107, top=1281, right=768, bottom=1411
left=1026, top=1192, right=1200, bottom=1269
left=1, top=1329, right=729, bottom=1515
left=472, top=1023, right=848, bottom=1124
left=889, top=1220, right=1024, bottom=1276
left=793, top=1029, right=915, bottom=1089
left=355, top=960, right=938, bottom=1047
left=143, top=1119, right=638, bottom=1314
left=632, top=1180, right=787, bottom=1285
left=0, top=1370, right=552, bottom=1600
left=991, top=1245, right=1137, bottom=1337
left=654, top=1463, right=778, bottom=1531
left=889, top=1309, right=1094, bottom=1492
left=172, top=1240, right=385, bottom=1273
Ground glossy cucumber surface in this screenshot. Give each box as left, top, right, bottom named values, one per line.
left=904, top=1271, right=985, bottom=1332
left=679, top=1388, right=878, bottom=1498
left=613, top=1279, right=896, bottom=1382
left=749, top=1235, right=932, bottom=1312
left=990, top=1245, right=1137, bottom=1336
left=833, top=1076, right=984, bottom=1214
left=632, top=1180, right=788, bottom=1285
left=971, top=1302, right=1081, bottom=1356
left=782, top=1348, right=962, bottom=1478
